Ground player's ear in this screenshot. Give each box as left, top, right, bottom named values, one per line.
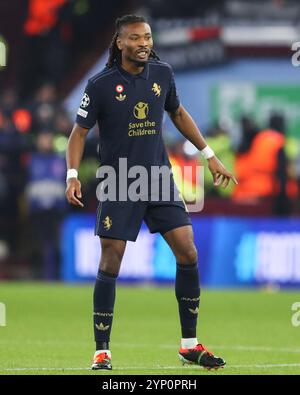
left=116, top=36, right=123, bottom=50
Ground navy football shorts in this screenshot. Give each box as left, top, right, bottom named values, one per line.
left=94, top=199, right=192, bottom=241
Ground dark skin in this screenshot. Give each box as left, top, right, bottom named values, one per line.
left=66, top=22, right=238, bottom=275
left=116, top=21, right=153, bottom=74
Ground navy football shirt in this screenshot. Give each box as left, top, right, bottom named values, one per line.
left=76, top=59, right=180, bottom=172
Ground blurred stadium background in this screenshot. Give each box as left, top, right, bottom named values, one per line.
left=1, top=0, right=300, bottom=375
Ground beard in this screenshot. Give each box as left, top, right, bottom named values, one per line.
left=126, top=52, right=149, bottom=67
left=133, top=59, right=148, bottom=67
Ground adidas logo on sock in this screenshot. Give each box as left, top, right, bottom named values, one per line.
left=95, top=322, right=110, bottom=331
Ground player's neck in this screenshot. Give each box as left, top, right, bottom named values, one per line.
left=120, top=59, right=145, bottom=75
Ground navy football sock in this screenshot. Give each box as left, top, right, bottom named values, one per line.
left=175, top=262, right=200, bottom=339
left=93, top=270, right=117, bottom=350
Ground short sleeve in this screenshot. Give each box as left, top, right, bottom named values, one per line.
left=164, top=67, right=180, bottom=112
left=75, top=80, right=100, bottom=129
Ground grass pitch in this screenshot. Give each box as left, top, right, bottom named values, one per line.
left=0, top=283, right=300, bottom=375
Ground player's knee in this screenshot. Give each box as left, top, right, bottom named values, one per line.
left=177, top=245, right=198, bottom=264
left=100, top=244, right=123, bottom=275
left=99, top=259, right=121, bottom=276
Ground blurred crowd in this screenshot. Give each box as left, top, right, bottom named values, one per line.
left=1, top=84, right=299, bottom=279
left=0, top=83, right=99, bottom=280
left=168, top=114, right=300, bottom=217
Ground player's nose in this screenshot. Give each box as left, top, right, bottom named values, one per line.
left=138, top=38, right=149, bottom=48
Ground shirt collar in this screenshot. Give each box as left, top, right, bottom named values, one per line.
left=116, top=61, right=149, bottom=83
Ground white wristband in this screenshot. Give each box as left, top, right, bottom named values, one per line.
left=200, top=145, right=215, bottom=160
left=66, top=169, right=78, bottom=181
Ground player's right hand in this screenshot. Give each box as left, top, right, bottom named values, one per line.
left=65, top=178, right=84, bottom=207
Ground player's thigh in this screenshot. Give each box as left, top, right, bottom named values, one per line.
left=163, top=225, right=198, bottom=264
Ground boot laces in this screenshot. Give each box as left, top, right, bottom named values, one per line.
left=194, top=344, right=214, bottom=357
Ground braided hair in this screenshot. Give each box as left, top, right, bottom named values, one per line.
left=106, top=14, right=160, bottom=68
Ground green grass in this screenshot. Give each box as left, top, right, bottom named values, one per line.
left=0, top=283, right=300, bottom=375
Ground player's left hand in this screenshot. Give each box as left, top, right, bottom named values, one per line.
left=207, top=156, right=238, bottom=188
